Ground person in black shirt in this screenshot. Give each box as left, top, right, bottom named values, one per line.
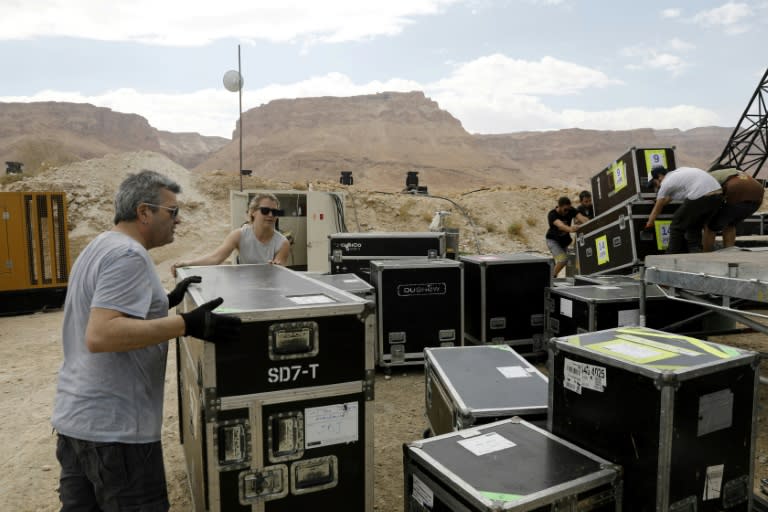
left=546, top=196, right=589, bottom=277
left=575, top=190, right=594, bottom=222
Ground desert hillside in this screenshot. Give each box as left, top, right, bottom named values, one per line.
left=2, top=95, right=739, bottom=195
left=193, top=91, right=737, bottom=191
left=0, top=102, right=228, bottom=171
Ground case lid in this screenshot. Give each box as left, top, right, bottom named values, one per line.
left=552, top=326, right=756, bottom=379
left=177, top=264, right=369, bottom=319
left=459, top=253, right=552, bottom=265
left=550, top=283, right=667, bottom=302
left=302, top=272, right=374, bottom=294
left=406, top=418, right=618, bottom=509
left=425, top=346, right=547, bottom=416
left=370, top=258, right=462, bottom=270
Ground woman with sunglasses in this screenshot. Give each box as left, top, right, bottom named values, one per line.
left=171, top=193, right=290, bottom=276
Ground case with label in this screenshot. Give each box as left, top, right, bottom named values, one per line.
left=403, top=417, right=622, bottom=511
left=176, top=264, right=375, bottom=511
left=424, top=345, right=548, bottom=436
left=548, top=326, right=758, bottom=512
left=370, top=258, right=463, bottom=368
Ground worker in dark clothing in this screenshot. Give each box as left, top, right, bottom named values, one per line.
left=546, top=196, right=590, bottom=277
left=575, top=190, right=594, bottom=222
left=703, top=168, right=765, bottom=251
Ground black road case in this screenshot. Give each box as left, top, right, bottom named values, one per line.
left=544, top=283, right=717, bottom=339
left=735, top=212, right=767, bottom=236
left=403, top=418, right=622, bottom=512
left=548, top=326, right=759, bottom=512
left=590, top=147, right=676, bottom=216
left=370, top=258, right=463, bottom=368
left=329, top=231, right=446, bottom=281
left=424, top=345, right=548, bottom=436
left=460, top=253, right=551, bottom=355
left=176, top=264, right=375, bottom=511
left=576, top=200, right=679, bottom=275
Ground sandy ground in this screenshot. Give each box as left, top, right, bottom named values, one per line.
left=0, top=309, right=765, bottom=511
left=1, top=151, right=767, bottom=510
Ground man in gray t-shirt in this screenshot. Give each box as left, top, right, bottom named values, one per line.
left=51, top=170, right=241, bottom=511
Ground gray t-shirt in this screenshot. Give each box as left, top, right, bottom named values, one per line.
left=237, top=224, right=288, bottom=263
left=51, top=231, right=169, bottom=443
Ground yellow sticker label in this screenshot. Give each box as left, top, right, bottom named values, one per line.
left=645, top=150, right=668, bottom=178
left=654, top=220, right=672, bottom=250
left=610, top=161, right=627, bottom=192
left=595, top=235, right=610, bottom=265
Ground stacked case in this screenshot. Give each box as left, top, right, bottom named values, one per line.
left=176, top=264, right=375, bottom=512
left=578, top=147, right=678, bottom=275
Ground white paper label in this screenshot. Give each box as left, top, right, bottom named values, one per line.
left=289, top=294, right=336, bottom=304
left=412, top=474, right=434, bottom=507
left=703, top=464, right=724, bottom=500
left=617, top=309, right=640, bottom=326
left=602, top=341, right=666, bottom=359
left=305, top=402, right=358, bottom=448
left=458, top=432, right=516, bottom=456
left=560, top=298, right=573, bottom=318
left=497, top=366, right=529, bottom=379
left=563, top=358, right=607, bottom=394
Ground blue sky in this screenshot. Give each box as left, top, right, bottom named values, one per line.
left=1, top=0, right=766, bottom=138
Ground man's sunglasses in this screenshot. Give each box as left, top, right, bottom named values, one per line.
left=144, top=203, right=180, bottom=218
left=257, top=206, right=284, bottom=217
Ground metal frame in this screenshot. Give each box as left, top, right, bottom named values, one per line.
left=641, top=250, right=768, bottom=385
left=710, top=67, right=768, bottom=178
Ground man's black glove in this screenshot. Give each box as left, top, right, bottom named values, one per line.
left=180, top=297, right=242, bottom=343
left=167, top=276, right=202, bottom=308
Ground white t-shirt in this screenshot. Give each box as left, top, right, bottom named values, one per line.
left=51, top=231, right=169, bottom=443
left=657, top=167, right=721, bottom=201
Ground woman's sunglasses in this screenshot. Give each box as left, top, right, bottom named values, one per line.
left=257, top=206, right=284, bottom=217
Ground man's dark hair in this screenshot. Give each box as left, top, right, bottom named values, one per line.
left=579, top=190, right=591, bottom=201
left=113, top=169, right=182, bottom=224
left=650, top=167, right=669, bottom=181
left=557, top=196, right=572, bottom=207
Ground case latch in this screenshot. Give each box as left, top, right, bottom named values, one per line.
left=238, top=465, right=289, bottom=503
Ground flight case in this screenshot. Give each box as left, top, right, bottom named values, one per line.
left=370, top=258, right=463, bottom=368
left=328, top=231, right=446, bottom=281
left=459, top=253, right=551, bottom=356
left=548, top=326, right=759, bottom=512
left=176, top=264, right=375, bottom=512
left=424, top=345, right=548, bottom=436
left=545, top=283, right=714, bottom=338
left=590, top=146, right=675, bottom=216
left=403, top=417, right=623, bottom=512
left=576, top=200, right=679, bottom=275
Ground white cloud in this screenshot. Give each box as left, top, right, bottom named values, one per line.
left=661, top=8, right=682, bottom=18
left=620, top=40, right=692, bottom=75
left=0, top=55, right=721, bottom=137
left=0, top=0, right=461, bottom=46
left=692, top=2, right=753, bottom=33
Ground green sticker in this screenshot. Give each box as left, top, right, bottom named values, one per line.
left=595, top=235, right=610, bottom=265
left=610, top=161, right=627, bottom=192
left=645, top=150, right=668, bottom=178
left=479, top=491, right=523, bottom=501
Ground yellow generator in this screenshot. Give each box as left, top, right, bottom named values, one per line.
left=0, top=191, right=71, bottom=315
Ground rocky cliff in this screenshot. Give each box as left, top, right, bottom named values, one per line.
left=0, top=102, right=227, bottom=172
